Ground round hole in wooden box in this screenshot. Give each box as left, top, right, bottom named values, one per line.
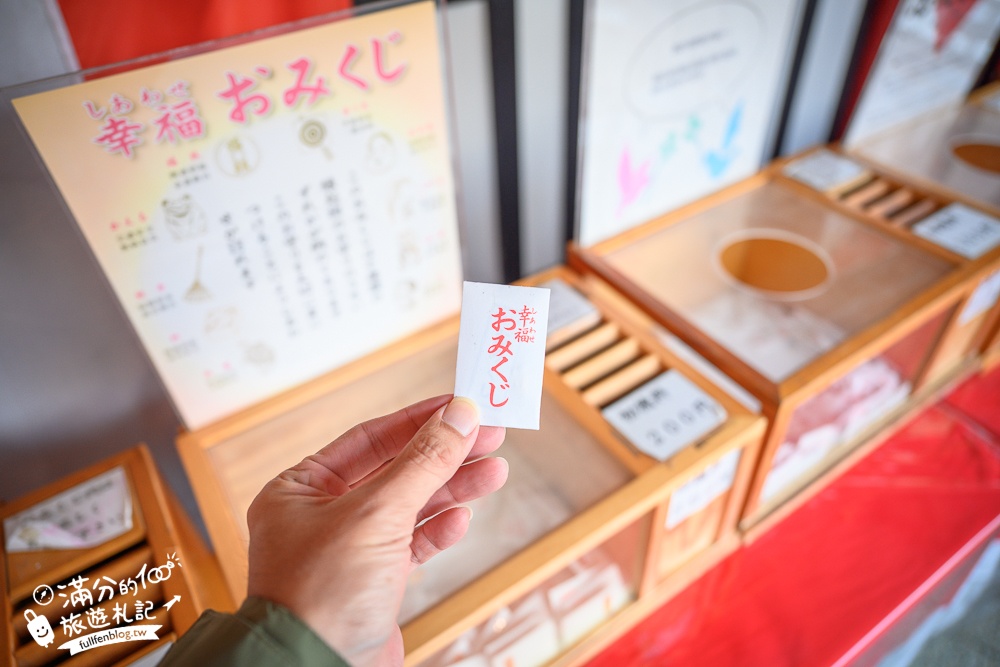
left=951, top=135, right=1000, bottom=175
left=713, top=229, right=834, bottom=301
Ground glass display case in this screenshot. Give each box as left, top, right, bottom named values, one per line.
left=779, top=146, right=1000, bottom=386
left=588, top=181, right=951, bottom=383
left=527, top=267, right=761, bottom=587
left=844, top=84, right=1000, bottom=373
left=758, top=308, right=950, bottom=506
left=569, top=173, right=966, bottom=528
left=834, top=0, right=1000, bottom=378
left=417, top=524, right=643, bottom=667
left=852, top=84, right=1000, bottom=219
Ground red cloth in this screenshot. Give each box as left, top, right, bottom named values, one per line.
left=588, top=369, right=1000, bottom=667
left=58, top=0, right=354, bottom=70
left=945, top=365, right=1000, bottom=438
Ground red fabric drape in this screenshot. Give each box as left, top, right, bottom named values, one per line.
left=588, top=367, right=1000, bottom=667
left=58, top=0, right=354, bottom=70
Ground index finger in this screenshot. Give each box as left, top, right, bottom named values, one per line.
left=308, top=395, right=505, bottom=487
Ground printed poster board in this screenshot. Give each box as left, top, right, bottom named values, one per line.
left=11, top=1, right=463, bottom=430
left=844, top=0, right=1000, bottom=146
left=575, top=0, right=803, bottom=246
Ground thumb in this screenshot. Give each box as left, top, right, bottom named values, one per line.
left=372, top=397, right=481, bottom=516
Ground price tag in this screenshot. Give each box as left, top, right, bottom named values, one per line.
left=912, top=203, right=1000, bottom=259
left=666, top=448, right=741, bottom=529
left=602, top=370, right=727, bottom=461
left=782, top=149, right=872, bottom=194
left=959, top=269, right=1000, bottom=325
left=540, top=278, right=600, bottom=347
left=4, top=467, right=133, bottom=552
left=454, top=282, right=550, bottom=429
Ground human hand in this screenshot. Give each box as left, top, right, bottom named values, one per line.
left=246, top=395, right=508, bottom=667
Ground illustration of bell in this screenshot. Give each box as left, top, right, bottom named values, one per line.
left=24, top=609, right=55, bottom=647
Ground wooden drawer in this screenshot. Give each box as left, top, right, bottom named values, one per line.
left=568, top=166, right=973, bottom=533
left=1, top=446, right=232, bottom=667
left=778, top=146, right=1000, bottom=387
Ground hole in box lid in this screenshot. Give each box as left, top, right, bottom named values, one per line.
left=952, top=140, right=1000, bottom=175
left=714, top=229, right=833, bottom=300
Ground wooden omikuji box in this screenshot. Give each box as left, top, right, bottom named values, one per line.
left=849, top=82, right=1000, bottom=220
left=0, top=446, right=232, bottom=667
left=776, top=146, right=1000, bottom=387
left=844, top=82, right=1000, bottom=369
left=568, top=165, right=976, bottom=533
left=176, top=264, right=765, bottom=667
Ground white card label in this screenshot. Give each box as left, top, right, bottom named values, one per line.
left=983, top=90, right=1000, bottom=114
left=455, top=282, right=550, bottom=429
left=782, top=149, right=870, bottom=193
left=486, top=618, right=561, bottom=667
left=959, top=269, right=1000, bottom=325
left=539, top=279, right=599, bottom=340
left=555, top=567, right=629, bottom=646
left=912, top=203, right=1000, bottom=259
left=602, top=370, right=727, bottom=461
left=4, top=467, right=133, bottom=552
left=666, top=448, right=741, bottom=529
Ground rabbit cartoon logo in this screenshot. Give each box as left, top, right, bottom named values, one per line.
left=24, top=609, right=55, bottom=647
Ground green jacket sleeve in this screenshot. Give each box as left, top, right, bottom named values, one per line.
left=159, top=597, right=350, bottom=666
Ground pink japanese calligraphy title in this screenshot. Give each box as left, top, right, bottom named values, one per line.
left=87, top=32, right=407, bottom=159
left=455, top=282, right=550, bottom=430
left=487, top=305, right=539, bottom=408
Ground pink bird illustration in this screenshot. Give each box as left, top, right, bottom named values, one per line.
left=617, top=146, right=650, bottom=217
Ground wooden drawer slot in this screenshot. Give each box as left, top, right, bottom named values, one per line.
left=581, top=354, right=662, bottom=407
left=561, top=338, right=641, bottom=389
left=886, top=198, right=939, bottom=227
left=864, top=187, right=916, bottom=219
left=841, top=177, right=892, bottom=208
left=818, top=162, right=943, bottom=230
left=547, top=322, right=621, bottom=372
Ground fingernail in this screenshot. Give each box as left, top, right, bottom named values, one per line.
left=461, top=506, right=473, bottom=521
left=443, top=397, right=479, bottom=437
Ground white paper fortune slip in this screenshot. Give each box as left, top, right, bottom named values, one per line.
left=4, top=467, right=133, bottom=552
left=455, top=281, right=550, bottom=429
left=912, top=203, right=1000, bottom=259
left=602, top=370, right=727, bottom=461
left=782, top=149, right=872, bottom=194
